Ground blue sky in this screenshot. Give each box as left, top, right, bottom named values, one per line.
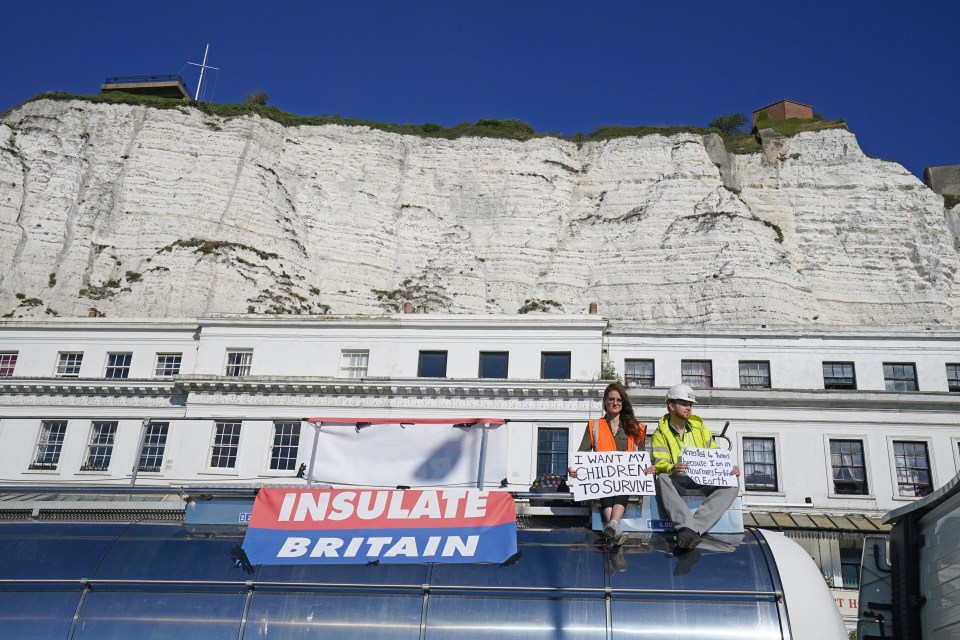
left=3, top=1, right=958, bottom=178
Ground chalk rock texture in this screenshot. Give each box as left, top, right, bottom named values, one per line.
left=1, top=98, right=957, bottom=324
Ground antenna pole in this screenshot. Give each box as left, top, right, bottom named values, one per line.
left=186, top=44, right=219, bottom=101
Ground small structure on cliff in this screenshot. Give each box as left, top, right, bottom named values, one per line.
left=100, top=74, right=190, bottom=99
left=752, top=99, right=814, bottom=125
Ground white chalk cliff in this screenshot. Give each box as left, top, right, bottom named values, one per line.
left=1, top=98, right=957, bottom=324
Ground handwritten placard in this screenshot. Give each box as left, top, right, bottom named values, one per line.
left=568, top=451, right=656, bottom=501
left=681, top=447, right=738, bottom=487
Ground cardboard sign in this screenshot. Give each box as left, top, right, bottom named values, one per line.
left=681, top=447, right=738, bottom=487
left=243, top=488, right=517, bottom=565
left=568, top=451, right=656, bottom=501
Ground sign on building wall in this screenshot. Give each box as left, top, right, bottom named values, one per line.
left=243, top=488, right=517, bottom=564
left=681, top=447, right=738, bottom=487
left=568, top=451, right=656, bottom=500
left=308, top=420, right=508, bottom=489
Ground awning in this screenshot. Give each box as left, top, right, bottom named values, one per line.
left=744, top=511, right=891, bottom=534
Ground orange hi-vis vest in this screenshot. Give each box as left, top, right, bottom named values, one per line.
left=588, top=418, right=647, bottom=452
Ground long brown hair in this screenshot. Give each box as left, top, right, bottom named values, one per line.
left=603, top=382, right=642, bottom=441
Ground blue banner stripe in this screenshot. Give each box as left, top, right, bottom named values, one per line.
left=243, top=521, right=517, bottom=565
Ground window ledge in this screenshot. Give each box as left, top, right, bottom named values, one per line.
left=199, top=469, right=240, bottom=476
left=827, top=493, right=876, bottom=500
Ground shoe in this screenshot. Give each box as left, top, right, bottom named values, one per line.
left=677, top=527, right=701, bottom=549
left=602, top=520, right=620, bottom=539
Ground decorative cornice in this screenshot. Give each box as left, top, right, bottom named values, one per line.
left=0, top=378, right=178, bottom=396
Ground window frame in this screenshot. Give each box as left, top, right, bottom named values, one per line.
left=29, top=420, right=68, bottom=471
left=417, top=350, right=448, bottom=378
left=209, top=421, right=242, bottom=470
left=154, top=353, right=183, bottom=377
left=339, top=349, right=370, bottom=379
left=822, top=361, right=857, bottom=390
left=224, top=349, right=253, bottom=377
left=535, top=426, right=570, bottom=478
left=0, top=351, right=17, bottom=377
left=137, top=421, right=170, bottom=473
left=947, top=363, right=960, bottom=392
left=80, top=421, right=118, bottom=472
left=681, top=359, right=713, bottom=389
left=883, top=362, right=918, bottom=392
left=55, top=352, right=84, bottom=378
left=104, top=352, right=133, bottom=379
left=269, top=421, right=302, bottom=471
left=478, top=351, right=509, bottom=379
left=738, top=360, right=771, bottom=389
left=540, top=351, right=572, bottom=380
left=888, top=437, right=935, bottom=499
left=825, top=437, right=871, bottom=497
left=740, top=435, right=780, bottom=493
left=624, top=359, right=655, bottom=388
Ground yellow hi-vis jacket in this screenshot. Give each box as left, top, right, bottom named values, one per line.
left=652, top=414, right=717, bottom=475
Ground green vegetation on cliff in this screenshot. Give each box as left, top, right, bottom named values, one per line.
left=9, top=92, right=844, bottom=151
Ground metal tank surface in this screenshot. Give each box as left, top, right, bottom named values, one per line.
left=0, top=520, right=846, bottom=639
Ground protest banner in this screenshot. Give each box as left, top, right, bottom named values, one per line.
left=568, top=450, right=656, bottom=501
left=681, top=447, right=738, bottom=487
left=243, top=488, right=517, bottom=565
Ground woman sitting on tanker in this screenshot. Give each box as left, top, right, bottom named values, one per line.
left=567, top=382, right=653, bottom=545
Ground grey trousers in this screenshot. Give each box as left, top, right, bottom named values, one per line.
left=656, top=473, right=738, bottom=534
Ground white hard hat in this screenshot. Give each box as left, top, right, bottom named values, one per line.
left=666, top=383, right=697, bottom=404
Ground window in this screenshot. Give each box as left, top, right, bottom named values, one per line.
left=479, top=351, right=509, bottom=379
left=681, top=360, right=713, bottom=388
left=840, top=547, right=861, bottom=588
left=893, top=441, right=933, bottom=497
left=137, top=422, right=169, bottom=472
left=270, top=422, right=301, bottom=471
left=0, top=352, right=17, bottom=377
left=81, top=421, right=117, bottom=471
left=947, top=364, right=960, bottom=392
left=224, top=350, right=252, bottom=377
left=823, top=362, right=856, bottom=390
left=624, top=359, right=655, bottom=388
left=29, top=421, right=67, bottom=470
left=154, top=353, right=182, bottom=377
left=340, top=350, right=369, bottom=378
left=418, top=351, right=448, bottom=378
left=739, top=361, right=771, bottom=389
left=104, top=353, right=132, bottom=379
left=742, top=437, right=778, bottom=492
left=55, top=352, right=83, bottom=378
left=830, top=439, right=868, bottom=495
left=210, top=421, right=241, bottom=468
left=884, top=362, right=918, bottom=392
left=541, top=352, right=571, bottom=380
left=536, top=428, right=569, bottom=477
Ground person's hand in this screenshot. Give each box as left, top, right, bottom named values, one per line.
left=672, top=462, right=688, bottom=475
left=567, top=466, right=578, bottom=479
left=731, top=465, right=740, bottom=477
left=643, top=465, right=655, bottom=475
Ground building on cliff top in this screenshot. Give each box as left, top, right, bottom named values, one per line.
left=100, top=74, right=190, bottom=100
left=752, top=99, right=814, bottom=124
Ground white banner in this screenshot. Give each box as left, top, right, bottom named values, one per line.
left=310, top=423, right=508, bottom=488
left=681, top=447, right=738, bottom=487
left=568, top=451, right=656, bottom=501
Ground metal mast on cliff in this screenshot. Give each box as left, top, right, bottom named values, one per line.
left=187, top=44, right=219, bottom=100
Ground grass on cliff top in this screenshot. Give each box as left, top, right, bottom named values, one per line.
left=753, top=113, right=847, bottom=137
left=13, top=92, right=841, bottom=150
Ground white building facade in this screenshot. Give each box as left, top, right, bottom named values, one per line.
left=2, top=313, right=959, bottom=618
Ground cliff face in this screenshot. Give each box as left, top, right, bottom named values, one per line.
left=1, top=98, right=957, bottom=324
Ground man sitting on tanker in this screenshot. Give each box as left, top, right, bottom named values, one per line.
left=652, top=384, right=740, bottom=550
left=568, top=382, right=653, bottom=545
